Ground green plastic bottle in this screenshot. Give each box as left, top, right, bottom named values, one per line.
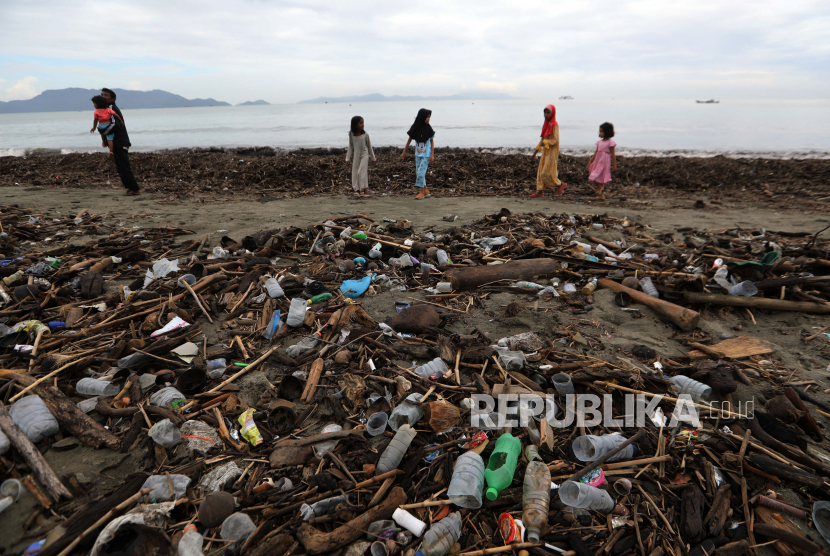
left=484, top=433, right=521, bottom=500
left=351, top=232, right=368, bottom=240
left=308, top=292, right=333, bottom=305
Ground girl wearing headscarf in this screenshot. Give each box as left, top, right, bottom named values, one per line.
left=530, top=104, right=566, bottom=197
left=346, top=116, right=376, bottom=197
left=401, top=108, right=435, bottom=199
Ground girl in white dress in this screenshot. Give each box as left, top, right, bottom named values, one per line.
left=346, top=116, right=376, bottom=197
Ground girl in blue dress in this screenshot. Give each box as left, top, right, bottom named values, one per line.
left=401, top=108, right=435, bottom=199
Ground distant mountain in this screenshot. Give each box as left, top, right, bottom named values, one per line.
left=298, top=91, right=517, bottom=104
left=237, top=100, right=270, bottom=106
left=0, top=88, right=231, bottom=113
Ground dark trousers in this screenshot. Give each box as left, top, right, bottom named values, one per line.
left=113, top=146, right=139, bottom=191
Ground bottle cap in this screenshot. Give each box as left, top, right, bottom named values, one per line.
left=184, top=525, right=197, bottom=533
left=486, top=487, right=499, bottom=500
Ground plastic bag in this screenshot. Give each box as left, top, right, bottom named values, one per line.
left=238, top=409, right=263, bottom=446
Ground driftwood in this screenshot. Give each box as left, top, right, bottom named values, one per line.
left=681, top=485, right=706, bottom=545
left=15, top=374, right=120, bottom=449
left=0, top=402, right=72, bottom=501
left=675, top=291, right=830, bottom=313
left=745, top=454, right=824, bottom=488
left=747, top=418, right=830, bottom=476
left=599, top=279, right=700, bottom=331
left=296, top=486, right=407, bottom=555
left=446, top=258, right=562, bottom=291
left=753, top=523, right=823, bottom=554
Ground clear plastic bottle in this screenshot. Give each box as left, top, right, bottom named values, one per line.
left=75, top=378, right=120, bottom=397
left=286, top=333, right=320, bottom=358
left=220, top=512, right=256, bottom=541
left=369, top=244, right=383, bottom=259
left=581, top=278, right=598, bottom=295
left=558, top=481, right=615, bottom=513
left=523, top=458, right=552, bottom=541
left=300, top=494, right=349, bottom=521
left=9, top=396, right=59, bottom=443
left=421, top=512, right=462, bottom=556
left=511, top=281, right=545, bottom=290
left=141, top=474, right=191, bottom=502
left=670, top=375, right=712, bottom=403
left=264, top=278, right=284, bottom=298
left=572, top=434, right=635, bottom=462
left=312, top=423, right=342, bottom=458
left=178, top=525, right=203, bottom=556
left=0, top=429, right=9, bottom=456
left=261, top=310, right=283, bottom=341
left=447, top=452, right=485, bottom=509
left=286, top=298, right=307, bottom=327
left=150, top=387, right=186, bottom=410
left=377, top=424, right=417, bottom=475
left=639, top=277, right=659, bottom=298
left=485, top=433, right=521, bottom=500
left=713, top=266, right=731, bottom=290
left=388, top=393, right=424, bottom=431
left=436, top=250, right=449, bottom=266
left=414, top=358, right=448, bottom=380
left=148, top=419, right=182, bottom=449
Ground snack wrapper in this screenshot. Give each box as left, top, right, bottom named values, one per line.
left=238, top=409, right=263, bottom=446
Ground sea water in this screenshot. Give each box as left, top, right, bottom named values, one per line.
left=1, top=98, right=828, bottom=158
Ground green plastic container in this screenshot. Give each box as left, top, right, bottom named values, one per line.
left=484, top=433, right=521, bottom=500
left=308, top=292, right=333, bottom=305
left=351, top=232, right=368, bottom=240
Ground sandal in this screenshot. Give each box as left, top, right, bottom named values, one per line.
left=125, top=190, right=141, bottom=196
left=554, top=182, right=567, bottom=195
left=415, top=194, right=425, bottom=200
left=529, top=192, right=544, bottom=198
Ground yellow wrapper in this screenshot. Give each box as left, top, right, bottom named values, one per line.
left=238, top=409, right=263, bottom=446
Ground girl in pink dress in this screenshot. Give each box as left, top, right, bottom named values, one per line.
left=587, top=122, right=617, bottom=200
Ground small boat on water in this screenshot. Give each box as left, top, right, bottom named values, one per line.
left=559, top=95, right=573, bottom=100
left=696, top=99, right=720, bottom=104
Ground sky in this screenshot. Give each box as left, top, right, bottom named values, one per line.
left=0, top=0, right=828, bottom=104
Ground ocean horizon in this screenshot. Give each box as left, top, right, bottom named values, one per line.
left=1, top=98, right=829, bottom=159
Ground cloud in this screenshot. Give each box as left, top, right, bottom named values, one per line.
left=0, top=1, right=827, bottom=103
left=0, top=77, right=39, bottom=101
left=127, top=81, right=143, bottom=90
left=477, top=81, right=519, bottom=93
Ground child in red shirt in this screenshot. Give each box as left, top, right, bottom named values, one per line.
left=90, top=95, right=125, bottom=159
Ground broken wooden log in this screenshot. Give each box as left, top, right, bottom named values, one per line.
left=599, top=279, right=700, bottom=331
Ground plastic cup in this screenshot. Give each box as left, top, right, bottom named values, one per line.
left=730, top=281, right=758, bottom=297
left=552, top=373, right=574, bottom=396
left=366, top=412, right=388, bottom=436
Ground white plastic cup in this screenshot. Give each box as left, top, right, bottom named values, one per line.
left=264, top=278, right=284, bottom=298
left=559, top=481, right=616, bottom=513
left=730, top=281, right=758, bottom=297
left=388, top=393, right=424, bottom=431
left=392, top=508, right=427, bottom=537
left=552, top=373, right=574, bottom=396
left=366, top=412, right=388, bottom=436
left=286, top=298, right=307, bottom=327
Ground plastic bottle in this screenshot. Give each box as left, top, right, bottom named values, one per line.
left=264, top=278, right=284, bottom=298
left=308, top=292, right=332, bottom=304
left=300, top=495, right=349, bottom=521
left=670, top=375, right=712, bottom=403
left=206, top=358, right=228, bottom=379
left=178, top=525, right=203, bottom=556
left=552, top=373, right=574, bottom=396
left=639, top=277, right=659, bottom=298
left=366, top=412, right=388, bottom=436
left=436, top=282, right=453, bottom=293
left=3, top=270, right=24, bottom=286
left=75, top=378, right=120, bottom=397
left=286, top=298, right=307, bottom=327
left=9, top=396, right=59, bottom=443
left=388, top=393, right=424, bottom=431
left=414, top=358, right=448, bottom=380
left=511, top=281, right=545, bottom=290
left=352, top=232, right=368, bottom=240
left=339, top=226, right=352, bottom=239
left=148, top=419, right=183, bottom=449
left=485, top=433, right=521, bottom=500
left=523, top=449, right=551, bottom=542
left=558, top=481, right=615, bottom=513
left=220, top=512, right=256, bottom=541
left=572, top=434, right=635, bottom=462
left=150, top=387, right=186, bottom=410
left=713, top=266, right=731, bottom=290
left=0, top=429, right=10, bottom=456
left=261, top=310, right=283, bottom=342
left=141, top=474, right=191, bottom=502
left=730, top=281, right=758, bottom=297
left=581, top=278, right=598, bottom=295
left=447, top=452, right=485, bottom=509
left=436, top=250, right=450, bottom=266
left=312, top=424, right=342, bottom=458
left=377, top=424, right=417, bottom=475
left=421, top=512, right=462, bottom=556
left=369, top=244, right=383, bottom=259
left=286, top=333, right=320, bottom=358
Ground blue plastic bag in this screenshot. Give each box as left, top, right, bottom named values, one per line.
left=340, top=274, right=375, bottom=298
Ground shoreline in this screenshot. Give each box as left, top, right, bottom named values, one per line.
left=3, top=144, right=830, bottom=160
